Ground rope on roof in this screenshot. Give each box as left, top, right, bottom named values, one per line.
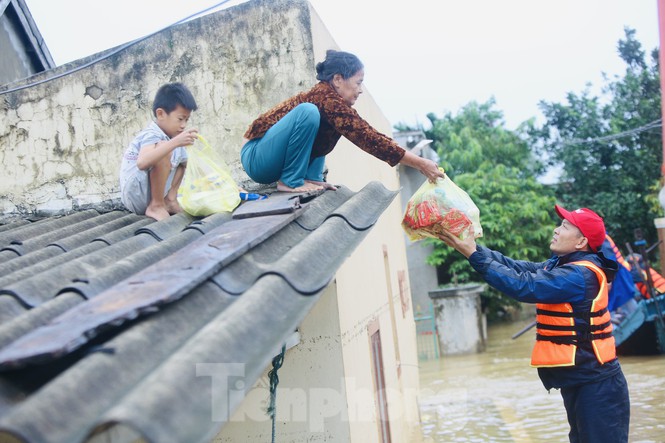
left=267, top=343, right=286, bottom=443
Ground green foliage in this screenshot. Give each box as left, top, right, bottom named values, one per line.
left=530, top=27, right=662, bottom=247
left=426, top=99, right=546, bottom=178
left=398, top=28, right=662, bottom=320
left=423, top=100, right=556, bottom=318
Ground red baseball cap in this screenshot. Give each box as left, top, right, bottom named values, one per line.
left=554, top=205, right=606, bottom=252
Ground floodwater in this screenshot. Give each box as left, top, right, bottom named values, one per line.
left=418, top=321, right=665, bottom=443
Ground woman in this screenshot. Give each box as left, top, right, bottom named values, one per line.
left=241, top=50, right=444, bottom=193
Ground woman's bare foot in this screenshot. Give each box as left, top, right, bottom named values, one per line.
left=305, top=180, right=337, bottom=191
left=277, top=181, right=324, bottom=193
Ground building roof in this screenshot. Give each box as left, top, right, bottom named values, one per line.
left=0, top=0, right=55, bottom=77
left=0, top=182, right=397, bottom=443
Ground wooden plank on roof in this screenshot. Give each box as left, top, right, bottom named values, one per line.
left=0, top=209, right=306, bottom=370
left=232, top=193, right=301, bottom=219
left=232, top=189, right=324, bottom=219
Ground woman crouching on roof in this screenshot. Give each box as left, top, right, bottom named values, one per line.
left=241, top=49, right=444, bottom=193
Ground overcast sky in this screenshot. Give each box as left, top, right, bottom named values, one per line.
left=25, top=0, right=660, bottom=130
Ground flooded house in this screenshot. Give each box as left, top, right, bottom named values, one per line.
left=0, top=0, right=426, bottom=441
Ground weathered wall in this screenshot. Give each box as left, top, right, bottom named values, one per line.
left=430, top=284, right=487, bottom=355
left=0, top=0, right=315, bottom=216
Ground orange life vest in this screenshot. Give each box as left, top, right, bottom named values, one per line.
left=530, top=261, right=616, bottom=368
left=607, top=234, right=665, bottom=298
left=635, top=268, right=665, bottom=299
left=605, top=235, right=631, bottom=271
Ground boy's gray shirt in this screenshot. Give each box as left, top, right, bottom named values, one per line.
left=119, top=121, right=188, bottom=191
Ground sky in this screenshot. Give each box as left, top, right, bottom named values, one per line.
left=24, top=0, right=661, bottom=130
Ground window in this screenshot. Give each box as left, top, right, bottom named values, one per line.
left=369, top=324, right=391, bottom=443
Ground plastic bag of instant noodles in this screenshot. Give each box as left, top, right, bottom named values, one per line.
left=177, top=135, right=241, bottom=216
left=402, top=169, right=483, bottom=241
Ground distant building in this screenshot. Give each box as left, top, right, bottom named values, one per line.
left=0, top=0, right=55, bottom=85
left=394, top=130, right=441, bottom=313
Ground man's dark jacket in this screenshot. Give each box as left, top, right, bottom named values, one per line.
left=468, top=246, right=622, bottom=389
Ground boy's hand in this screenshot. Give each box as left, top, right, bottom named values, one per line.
left=173, top=129, right=199, bottom=147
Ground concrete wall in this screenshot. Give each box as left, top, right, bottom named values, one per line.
left=0, top=0, right=423, bottom=440
left=430, top=284, right=487, bottom=355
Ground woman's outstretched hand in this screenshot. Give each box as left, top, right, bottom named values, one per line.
left=420, top=158, right=445, bottom=183
left=399, top=151, right=445, bottom=183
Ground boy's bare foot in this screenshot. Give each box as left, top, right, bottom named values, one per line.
left=165, top=198, right=183, bottom=215
left=277, top=181, right=324, bottom=193
left=305, top=180, right=337, bottom=191
left=145, top=204, right=171, bottom=221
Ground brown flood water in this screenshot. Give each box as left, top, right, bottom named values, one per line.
left=418, top=321, right=665, bottom=442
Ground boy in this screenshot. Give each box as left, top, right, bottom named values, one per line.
left=119, top=82, right=199, bottom=220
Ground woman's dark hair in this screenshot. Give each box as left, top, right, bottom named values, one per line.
left=152, top=82, right=198, bottom=116
left=315, top=50, right=364, bottom=82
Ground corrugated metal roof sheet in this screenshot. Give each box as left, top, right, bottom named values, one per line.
left=0, top=181, right=397, bottom=443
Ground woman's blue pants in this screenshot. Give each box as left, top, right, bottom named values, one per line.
left=241, top=103, right=326, bottom=188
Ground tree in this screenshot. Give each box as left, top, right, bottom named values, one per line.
left=424, top=100, right=556, bottom=320
left=530, top=28, right=662, bottom=247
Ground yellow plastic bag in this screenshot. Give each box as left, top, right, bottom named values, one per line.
left=177, top=135, right=241, bottom=216
left=402, top=169, right=483, bottom=241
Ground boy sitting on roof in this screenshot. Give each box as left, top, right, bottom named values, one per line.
left=119, top=83, right=199, bottom=221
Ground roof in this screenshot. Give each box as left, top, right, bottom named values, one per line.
left=0, top=181, right=397, bottom=443
left=0, top=0, right=55, bottom=77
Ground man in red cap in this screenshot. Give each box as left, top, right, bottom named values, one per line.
left=438, top=205, right=630, bottom=443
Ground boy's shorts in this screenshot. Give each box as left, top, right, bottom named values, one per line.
left=120, top=167, right=179, bottom=215
left=120, top=170, right=152, bottom=215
